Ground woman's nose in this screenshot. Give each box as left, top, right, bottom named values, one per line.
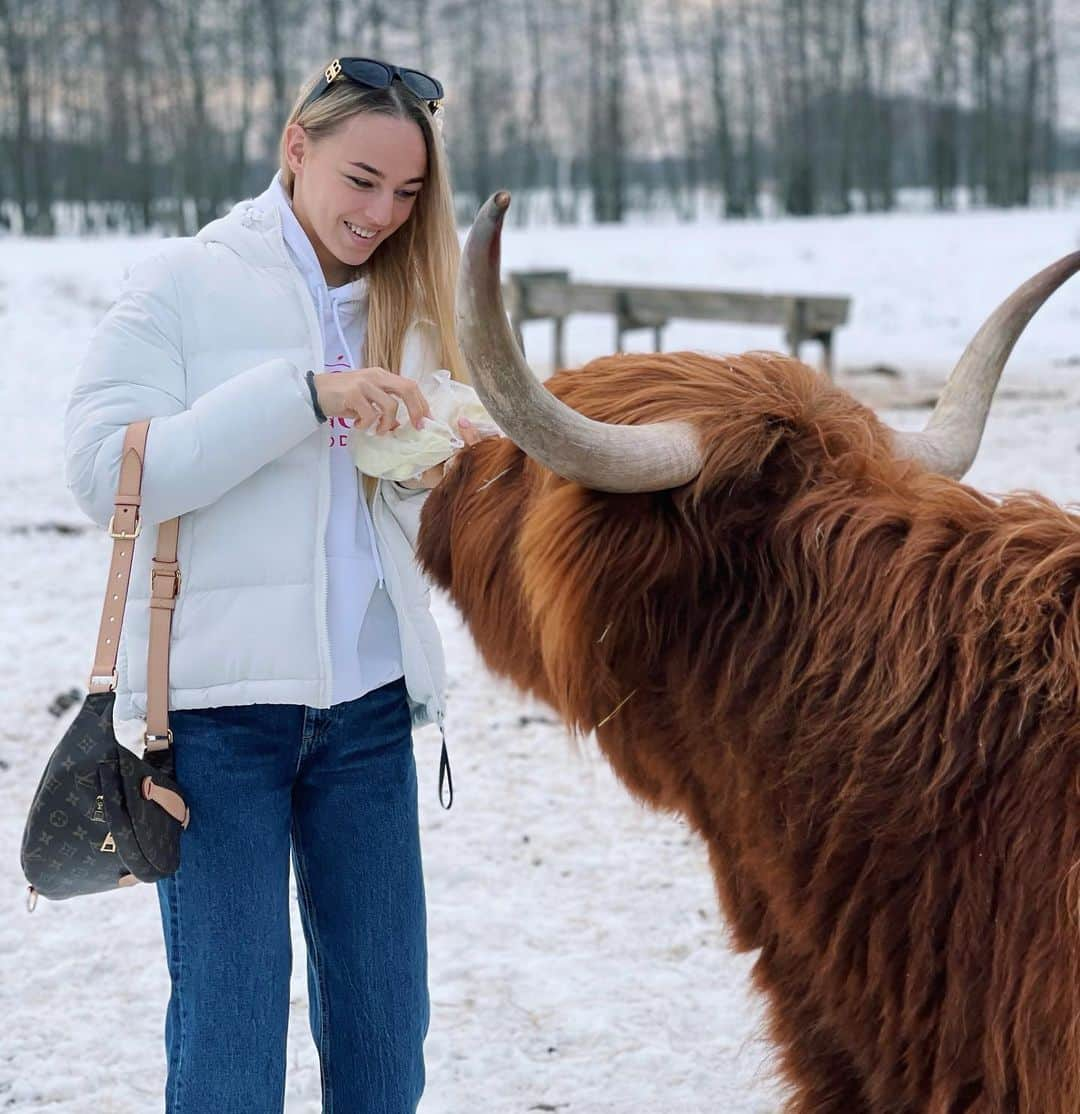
left=366, top=191, right=394, bottom=228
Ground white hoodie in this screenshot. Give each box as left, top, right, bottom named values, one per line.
left=63, top=174, right=447, bottom=734
left=267, top=170, right=404, bottom=706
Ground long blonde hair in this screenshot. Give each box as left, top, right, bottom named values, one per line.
left=278, top=63, right=468, bottom=389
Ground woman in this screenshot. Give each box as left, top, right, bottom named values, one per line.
left=63, top=56, right=484, bottom=1113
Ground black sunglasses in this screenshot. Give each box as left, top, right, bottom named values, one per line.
left=302, top=57, right=444, bottom=114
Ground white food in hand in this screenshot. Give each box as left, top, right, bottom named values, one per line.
left=349, top=369, right=501, bottom=482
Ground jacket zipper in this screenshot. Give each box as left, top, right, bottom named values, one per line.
left=287, top=265, right=334, bottom=706
left=322, top=445, right=331, bottom=704
left=376, top=506, right=449, bottom=805
left=256, top=199, right=338, bottom=706
left=373, top=476, right=444, bottom=727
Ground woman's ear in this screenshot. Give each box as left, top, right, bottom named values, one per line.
left=284, top=123, right=307, bottom=176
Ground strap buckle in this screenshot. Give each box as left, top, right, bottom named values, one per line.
left=143, top=728, right=174, bottom=752
left=150, top=565, right=181, bottom=599
left=108, top=511, right=141, bottom=540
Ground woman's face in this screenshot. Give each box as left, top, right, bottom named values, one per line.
left=285, top=112, right=427, bottom=286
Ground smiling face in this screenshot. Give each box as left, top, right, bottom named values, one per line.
left=284, top=111, right=428, bottom=287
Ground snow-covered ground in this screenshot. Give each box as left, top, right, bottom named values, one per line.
left=2, top=204, right=1078, bottom=1113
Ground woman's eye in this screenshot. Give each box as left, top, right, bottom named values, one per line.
left=348, top=177, right=417, bottom=200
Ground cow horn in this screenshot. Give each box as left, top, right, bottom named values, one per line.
left=455, top=191, right=704, bottom=493
left=890, top=251, right=1080, bottom=479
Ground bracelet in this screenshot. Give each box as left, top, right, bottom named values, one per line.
left=305, top=369, right=327, bottom=423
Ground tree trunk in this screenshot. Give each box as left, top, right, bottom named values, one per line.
left=0, top=0, right=34, bottom=232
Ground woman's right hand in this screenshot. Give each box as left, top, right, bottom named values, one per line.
left=313, top=367, right=432, bottom=434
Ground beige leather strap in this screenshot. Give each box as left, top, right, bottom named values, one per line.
left=141, top=775, right=190, bottom=828
left=86, top=420, right=181, bottom=753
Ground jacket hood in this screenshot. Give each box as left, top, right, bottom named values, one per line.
left=195, top=175, right=290, bottom=271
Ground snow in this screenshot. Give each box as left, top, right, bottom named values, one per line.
left=2, top=204, right=1078, bottom=1112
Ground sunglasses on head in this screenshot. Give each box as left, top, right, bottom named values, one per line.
left=302, top=57, right=444, bottom=114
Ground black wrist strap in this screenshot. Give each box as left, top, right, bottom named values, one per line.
left=305, top=368, right=327, bottom=423
left=438, top=726, right=453, bottom=810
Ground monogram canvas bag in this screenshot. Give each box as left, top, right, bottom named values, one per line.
left=21, top=419, right=190, bottom=911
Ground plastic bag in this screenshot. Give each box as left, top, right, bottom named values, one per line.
left=349, top=369, right=502, bottom=482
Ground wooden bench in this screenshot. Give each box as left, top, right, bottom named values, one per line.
left=502, top=270, right=852, bottom=377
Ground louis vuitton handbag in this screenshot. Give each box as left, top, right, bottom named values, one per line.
left=21, top=419, right=190, bottom=911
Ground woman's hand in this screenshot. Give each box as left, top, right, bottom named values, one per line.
left=313, top=367, right=432, bottom=434
left=397, top=417, right=497, bottom=491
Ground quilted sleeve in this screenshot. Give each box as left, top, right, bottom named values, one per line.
left=64, top=251, right=322, bottom=530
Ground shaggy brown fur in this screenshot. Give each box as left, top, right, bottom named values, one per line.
left=416, top=350, right=1080, bottom=1113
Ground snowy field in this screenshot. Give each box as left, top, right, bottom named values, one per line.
left=2, top=204, right=1079, bottom=1113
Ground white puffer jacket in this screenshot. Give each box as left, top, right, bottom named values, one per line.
left=63, top=188, right=446, bottom=732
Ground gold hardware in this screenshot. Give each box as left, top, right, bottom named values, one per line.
left=88, top=671, right=117, bottom=693
left=26, top=885, right=38, bottom=912
left=143, top=728, right=174, bottom=752
left=91, top=795, right=106, bottom=822
left=151, top=566, right=181, bottom=598
left=325, top=58, right=342, bottom=84
left=108, top=511, right=141, bottom=540
left=100, top=831, right=117, bottom=853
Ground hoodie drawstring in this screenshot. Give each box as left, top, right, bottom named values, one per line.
left=316, top=284, right=386, bottom=590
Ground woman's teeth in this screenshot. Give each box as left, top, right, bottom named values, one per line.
left=344, top=220, right=376, bottom=241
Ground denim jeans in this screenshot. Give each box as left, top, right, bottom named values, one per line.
left=154, top=675, right=428, bottom=1113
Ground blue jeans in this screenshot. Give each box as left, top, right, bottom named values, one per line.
left=154, top=676, right=428, bottom=1113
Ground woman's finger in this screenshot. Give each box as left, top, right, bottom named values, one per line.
left=349, top=398, right=381, bottom=432
left=458, top=416, right=483, bottom=447
left=360, top=386, right=402, bottom=434
left=379, top=372, right=432, bottom=429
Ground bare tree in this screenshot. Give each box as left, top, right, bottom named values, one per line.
left=922, top=0, right=961, bottom=208
left=0, top=0, right=35, bottom=232
left=707, top=0, right=746, bottom=216
left=0, top=0, right=1071, bottom=233
left=589, top=0, right=626, bottom=222
left=628, top=0, right=689, bottom=216
left=736, top=0, right=761, bottom=216
left=780, top=0, right=816, bottom=214
left=259, top=0, right=292, bottom=142
left=414, top=0, right=432, bottom=70
left=666, top=0, right=701, bottom=206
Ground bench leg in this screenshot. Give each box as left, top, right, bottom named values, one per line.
left=819, top=331, right=834, bottom=378
left=785, top=298, right=807, bottom=364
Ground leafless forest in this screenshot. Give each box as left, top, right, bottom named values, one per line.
left=0, top=0, right=1076, bottom=234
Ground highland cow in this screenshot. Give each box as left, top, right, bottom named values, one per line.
left=417, top=193, right=1080, bottom=1113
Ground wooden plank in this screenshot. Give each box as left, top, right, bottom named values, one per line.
left=503, top=275, right=850, bottom=330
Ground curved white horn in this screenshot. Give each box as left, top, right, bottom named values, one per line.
left=455, top=191, right=703, bottom=493
left=891, top=251, right=1080, bottom=478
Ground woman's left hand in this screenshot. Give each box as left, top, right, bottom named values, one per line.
left=398, top=417, right=497, bottom=490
